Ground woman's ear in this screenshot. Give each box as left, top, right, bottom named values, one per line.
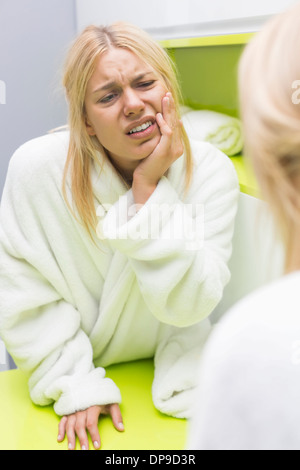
left=86, top=122, right=96, bottom=136
left=85, top=114, right=96, bottom=136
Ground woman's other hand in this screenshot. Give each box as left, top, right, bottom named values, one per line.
left=57, top=403, right=124, bottom=450
left=132, top=92, right=183, bottom=206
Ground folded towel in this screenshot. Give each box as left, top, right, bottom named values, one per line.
left=181, top=107, right=243, bottom=156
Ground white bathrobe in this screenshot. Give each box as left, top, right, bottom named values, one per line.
left=187, top=271, right=300, bottom=450
left=0, top=131, right=239, bottom=418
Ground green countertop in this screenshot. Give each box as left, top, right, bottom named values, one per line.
left=0, top=359, right=187, bottom=451
left=230, top=155, right=259, bottom=198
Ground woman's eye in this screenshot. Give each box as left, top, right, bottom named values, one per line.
left=99, top=93, right=118, bottom=104
left=138, top=80, right=155, bottom=88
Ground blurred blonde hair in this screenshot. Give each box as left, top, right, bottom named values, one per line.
left=62, top=22, right=193, bottom=240
left=238, top=2, right=300, bottom=269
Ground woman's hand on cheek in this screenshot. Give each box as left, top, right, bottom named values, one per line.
left=132, top=92, right=184, bottom=206
left=57, top=403, right=124, bottom=450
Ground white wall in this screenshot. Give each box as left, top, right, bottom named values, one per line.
left=0, top=0, right=77, bottom=370
left=0, top=0, right=77, bottom=198
left=76, top=0, right=299, bottom=38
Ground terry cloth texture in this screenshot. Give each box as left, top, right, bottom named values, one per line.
left=181, top=107, right=243, bottom=156
left=0, top=131, right=239, bottom=418
left=188, top=271, right=300, bottom=450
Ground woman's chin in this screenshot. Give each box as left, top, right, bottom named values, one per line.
left=137, top=135, right=160, bottom=158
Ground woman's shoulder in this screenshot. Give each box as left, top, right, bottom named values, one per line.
left=169, top=139, right=239, bottom=193
left=8, top=130, right=70, bottom=178
left=174, top=139, right=239, bottom=201
left=191, top=272, right=300, bottom=451
left=190, top=139, right=238, bottom=182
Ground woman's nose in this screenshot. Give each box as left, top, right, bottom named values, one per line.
left=123, top=89, right=145, bottom=116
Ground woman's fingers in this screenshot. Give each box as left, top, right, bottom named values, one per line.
left=86, top=406, right=102, bottom=450
left=159, top=93, right=182, bottom=143
left=156, top=112, right=172, bottom=138
left=57, top=416, right=68, bottom=443
left=74, top=410, right=90, bottom=450
left=109, top=403, right=125, bottom=432
left=158, top=94, right=173, bottom=136
left=57, top=405, right=120, bottom=450
left=65, top=413, right=77, bottom=450
left=161, top=94, right=172, bottom=129
left=156, top=92, right=183, bottom=160
left=163, top=92, right=178, bottom=129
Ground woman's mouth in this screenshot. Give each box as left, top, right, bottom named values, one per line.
left=127, top=120, right=157, bottom=139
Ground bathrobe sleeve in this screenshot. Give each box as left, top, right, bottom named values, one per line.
left=0, top=139, right=121, bottom=416
left=98, top=141, right=239, bottom=328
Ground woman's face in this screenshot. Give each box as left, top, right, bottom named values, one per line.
left=84, top=47, right=168, bottom=174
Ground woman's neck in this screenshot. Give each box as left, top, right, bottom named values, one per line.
left=106, top=151, right=136, bottom=187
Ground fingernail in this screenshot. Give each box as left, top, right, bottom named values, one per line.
left=68, top=442, right=73, bottom=450
left=93, top=441, right=100, bottom=449
left=118, top=422, right=125, bottom=431
left=81, top=445, right=87, bottom=451
left=157, top=113, right=162, bottom=119
left=57, top=435, right=61, bottom=441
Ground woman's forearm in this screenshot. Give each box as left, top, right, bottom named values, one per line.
left=132, top=175, right=157, bottom=207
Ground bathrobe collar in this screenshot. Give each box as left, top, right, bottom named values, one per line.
left=91, top=150, right=129, bottom=208
left=90, top=146, right=186, bottom=208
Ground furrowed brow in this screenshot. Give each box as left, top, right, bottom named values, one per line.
left=92, top=81, right=117, bottom=94
left=131, top=72, right=154, bottom=83
left=92, top=72, right=154, bottom=94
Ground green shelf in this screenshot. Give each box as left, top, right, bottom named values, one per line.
left=160, top=33, right=255, bottom=49
left=159, top=32, right=259, bottom=198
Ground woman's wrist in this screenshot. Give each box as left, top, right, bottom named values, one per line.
left=132, top=174, right=157, bottom=206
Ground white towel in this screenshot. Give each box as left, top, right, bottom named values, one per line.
left=181, top=107, right=243, bottom=156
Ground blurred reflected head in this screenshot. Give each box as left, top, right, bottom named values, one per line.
left=239, top=2, right=300, bottom=264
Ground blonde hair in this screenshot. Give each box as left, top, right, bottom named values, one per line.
left=238, top=2, right=300, bottom=268
left=62, top=22, right=193, bottom=239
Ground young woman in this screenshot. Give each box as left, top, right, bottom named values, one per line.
left=188, top=2, right=300, bottom=451
left=0, top=22, right=239, bottom=450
